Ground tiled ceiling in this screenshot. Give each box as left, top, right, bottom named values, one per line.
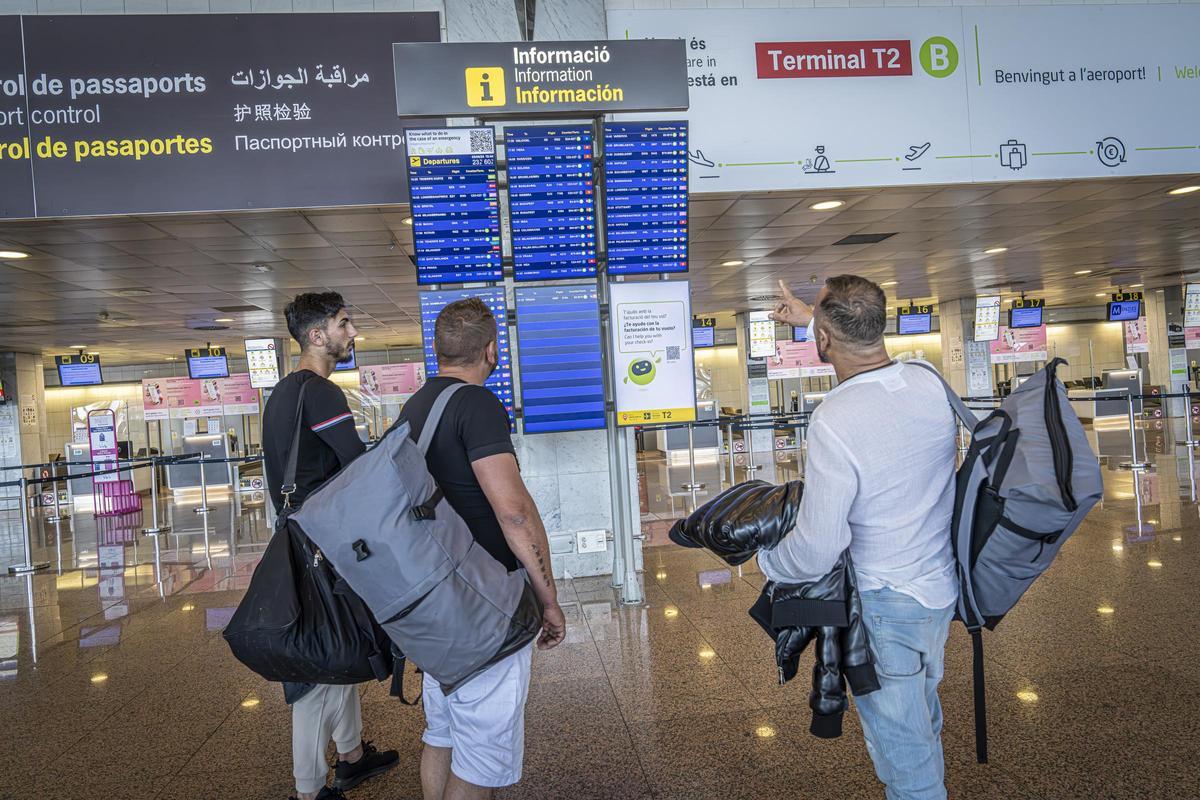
left=1, top=174, right=1198, bottom=366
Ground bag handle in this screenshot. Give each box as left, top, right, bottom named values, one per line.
left=279, top=380, right=311, bottom=509
left=907, top=360, right=978, bottom=427
left=416, top=382, right=468, bottom=455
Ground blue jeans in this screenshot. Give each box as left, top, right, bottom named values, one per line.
left=854, top=587, right=955, bottom=800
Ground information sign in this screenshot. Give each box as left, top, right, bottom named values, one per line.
left=219, top=374, right=259, bottom=416
left=768, top=340, right=835, bottom=379
left=506, top=125, right=597, bottom=281
left=55, top=354, right=103, bottom=386
left=87, top=409, right=120, bottom=485
left=609, top=280, right=696, bottom=426
left=186, top=347, right=229, bottom=379
left=406, top=127, right=502, bottom=285
left=603, top=121, right=688, bottom=276
left=514, top=284, right=606, bottom=434
left=358, top=363, right=425, bottom=404
left=1125, top=317, right=1150, bottom=354
left=244, top=338, right=280, bottom=389
left=974, top=296, right=1001, bottom=342
left=990, top=325, right=1048, bottom=364
left=1185, top=284, right=1200, bottom=328
left=748, top=310, right=776, bottom=359
left=419, top=288, right=514, bottom=422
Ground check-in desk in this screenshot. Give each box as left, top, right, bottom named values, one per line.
left=63, top=441, right=151, bottom=505
left=644, top=401, right=719, bottom=464
left=166, top=434, right=234, bottom=491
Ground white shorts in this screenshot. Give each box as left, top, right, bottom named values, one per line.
left=421, top=644, right=534, bottom=788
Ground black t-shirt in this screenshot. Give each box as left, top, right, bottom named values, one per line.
left=397, top=376, right=519, bottom=572
left=263, top=370, right=365, bottom=513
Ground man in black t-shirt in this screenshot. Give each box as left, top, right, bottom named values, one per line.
left=260, top=292, right=398, bottom=800
left=402, top=298, right=564, bottom=800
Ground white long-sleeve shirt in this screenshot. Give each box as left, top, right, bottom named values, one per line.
left=757, top=360, right=959, bottom=610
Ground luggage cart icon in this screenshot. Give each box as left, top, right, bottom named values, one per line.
left=999, top=139, right=1027, bottom=171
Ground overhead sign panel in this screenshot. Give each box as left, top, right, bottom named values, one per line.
left=506, top=125, right=597, bottom=282
left=604, top=121, right=689, bottom=277
left=244, top=338, right=280, bottom=389
left=419, top=288, right=514, bottom=424
left=0, top=13, right=440, bottom=219
left=609, top=6, right=1200, bottom=192
left=405, top=127, right=503, bottom=285
left=392, top=40, right=688, bottom=117
left=514, top=284, right=606, bottom=434
left=609, top=280, right=696, bottom=426
left=56, top=354, right=103, bottom=387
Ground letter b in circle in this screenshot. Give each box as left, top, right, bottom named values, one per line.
left=919, top=37, right=959, bottom=79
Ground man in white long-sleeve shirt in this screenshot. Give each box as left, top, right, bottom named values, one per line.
left=760, top=275, right=959, bottom=800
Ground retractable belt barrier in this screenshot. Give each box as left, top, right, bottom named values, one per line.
left=0, top=453, right=264, bottom=489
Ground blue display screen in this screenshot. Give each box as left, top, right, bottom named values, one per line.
left=506, top=125, right=597, bottom=282
left=603, top=121, right=688, bottom=276
left=1107, top=301, right=1141, bottom=321
left=692, top=323, right=715, bottom=348
left=897, top=312, right=932, bottom=335
left=56, top=357, right=103, bottom=386
left=334, top=346, right=356, bottom=371
left=514, top=285, right=606, bottom=434
left=419, top=288, right=514, bottom=424
left=1009, top=306, right=1043, bottom=329
left=792, top=326, right=808, bottom=342
left=187, top=353, right=229, bottom=379
left=406, top=127, right=502, bottom=285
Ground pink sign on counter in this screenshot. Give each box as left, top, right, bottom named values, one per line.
left=989, top=325, right=1048, bottom=364
left=1124, top=317, right=1149, bottom=354
left=768, top=341, right=834, bottom=378
left=142, top=378, right=170, bottom=422
left=360, top=363, right=425, bottom=403
left=218, top=374, right=260, bottom=415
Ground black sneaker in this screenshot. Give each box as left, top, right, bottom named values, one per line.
left=332, top=740, right=400, bottom=791
left=287, top=787, right=347, bottom=800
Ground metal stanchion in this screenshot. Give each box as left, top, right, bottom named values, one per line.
left=193, top=453, right=210, bottom=514
left=1119, top=394, right=1150, bottom=472
left=142, top=456, right=171, bottom=535
left=1177, top=386, right=1200, bottom=448
left=8, top=476, right=50, bottom=575
left=745, top=423, right=763, bottom=473
left=44, top=463, right=69, bottom=523
left=725, top=421, right=736, bottom=487
left=680, top=424, right=706, bottom=493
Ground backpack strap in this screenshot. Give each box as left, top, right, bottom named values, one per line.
left=417, top=382, right=468, bottom=455
left=971, top=630, right=989, bottom=764
left=907, top=360, right=978, bottom=427
left=279, top=380, right=312, bottom=510
left=410, top=382, right=468, bottom=521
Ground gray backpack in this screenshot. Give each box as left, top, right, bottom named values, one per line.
left=293, top=382, right=542, bottom=694
left=914, top=358, right=1102, bottom=762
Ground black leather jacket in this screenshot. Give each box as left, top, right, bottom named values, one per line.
left=670, top=480, right=880, bottom=738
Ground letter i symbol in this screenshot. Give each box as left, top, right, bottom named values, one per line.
left=480, top=73, right=494, bottom=102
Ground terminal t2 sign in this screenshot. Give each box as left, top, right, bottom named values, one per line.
left=392, top=40, right=688, bottom=117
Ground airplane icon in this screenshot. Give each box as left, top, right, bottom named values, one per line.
left=905, top=143, right=931, bottom=161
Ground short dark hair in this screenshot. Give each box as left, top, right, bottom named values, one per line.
left=435, top=298, right=497, bottom=367
left=284, top=292, right=346, bottom=348
left=818, top=275, right=887, bottom=347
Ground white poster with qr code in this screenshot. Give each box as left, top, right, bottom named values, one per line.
left=609, top=279, right=697, bottom=426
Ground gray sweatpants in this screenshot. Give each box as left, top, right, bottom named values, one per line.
left=292, top=683, right=363, bottom=795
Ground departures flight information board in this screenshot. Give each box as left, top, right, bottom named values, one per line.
left=514, top=285, right=606, bottom=434
left=406, top=127, right=502, bottom=285
left=419, top=288, right=514, bottom=423
left=603, top=121, right=688, bottom=276
left=506, top=125, right=597, bottom=282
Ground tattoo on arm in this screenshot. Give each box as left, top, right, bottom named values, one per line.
left=530, top=542, right=552, bottom=589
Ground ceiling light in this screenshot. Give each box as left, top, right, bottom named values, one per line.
left=68, top=345, right=87, bottom=350
left=1096, top=293, right=1108, bottom=297
left=1111, top=543, right=1124, bottom=552
left=181, top=604, right=195, bottom=612
left=1173, top=535, right=1182, bottom=542
left=1148, top=560, right=1163, bottom=568
left=655, top=571, right=666, bottom=581
left=355, top=336, right=366, bottom=342
left=251, top=263, right=274, bottom=273
left=1168, top=185, right=1200, bottom=196
left=698, top=648, right=716, bottom=660
left=663, top=607, right=679, bottom=619
left=214, top=318, right=234, bottom=323
left=1097, top=606, right=1115, bottom=615
left=722, top=260, right=745, bottom=267
left=90, top=673, right=109, bottom=684
left=810, top=200, right=844, bottom=211
left=1130, top=283, right=1143, bottom=288
left=165, top=357, right=177, bottom=361
left=984, top=247, right=1008, bottom=255
left=1074, top=270, right=1093, bottom=275
left=755, top=726, right=777, bottom=739
left=881, top=280, right=898, bottom=287
left=1016, top=690, right=1039, bottom=704
left=0, top=250, right=29, bottom=259
left=402, top=216, right=413, bottom=225
left=240, top=697, right=260, bottom=708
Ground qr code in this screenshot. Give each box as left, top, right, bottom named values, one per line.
left=665, top=346, right=680, bottom=362
left=469, top=129, right=492, bottom=153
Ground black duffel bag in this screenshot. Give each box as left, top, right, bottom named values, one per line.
left=223, top=382, right=391, bottom=686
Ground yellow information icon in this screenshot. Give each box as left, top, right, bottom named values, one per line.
left=464, top=67, right=506, bottom=107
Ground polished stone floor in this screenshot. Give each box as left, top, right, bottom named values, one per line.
left=0, top=415, right=1196, bottom=799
